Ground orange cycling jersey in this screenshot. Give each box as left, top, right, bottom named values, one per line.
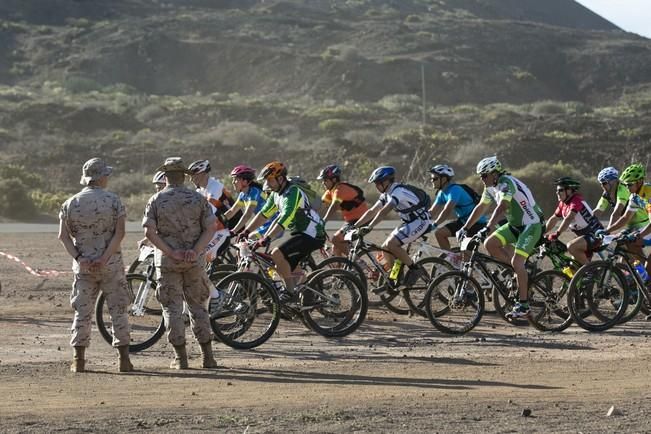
left=322, top=182, right=368, bottom=222
left=208, top=188, right=237, bottom=231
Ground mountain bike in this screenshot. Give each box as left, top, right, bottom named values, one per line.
left=209, top=240, right=367, bottom=349
left=567, top=232, right=650, bottom=332
left=315, top=229, right=452, bottom=317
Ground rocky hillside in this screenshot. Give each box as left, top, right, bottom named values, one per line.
left=0, top=0, right=650, bottom=219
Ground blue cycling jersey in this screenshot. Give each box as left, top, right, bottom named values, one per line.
left=434, top=184, right=487, bottom=224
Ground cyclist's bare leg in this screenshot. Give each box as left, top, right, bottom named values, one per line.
left=484, top=235, right=511, bottom=264
left=383, top=237, right=413, bottom=267
left=331, top=229, right=349, bottom=257
left=434, top=226, right=452, bottom=251
left=511, top=253, right=529, bottom=300
left=567, top=236, right=589, bottom=265
left=271, top=248, right=295, bottom=291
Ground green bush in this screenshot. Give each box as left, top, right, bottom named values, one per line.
left=31, top=190, right=69, bottom=215
left=0, top=178, right=36, bottom=219
left=0, top=164, right=42, bottom=189
left=64, top=75, right=104, bottom=94
left=318, top=119, right=351, bottom=135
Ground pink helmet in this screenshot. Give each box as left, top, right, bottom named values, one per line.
left=230, top=164, right=256, bottom=180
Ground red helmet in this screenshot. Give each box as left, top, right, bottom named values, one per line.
left=230, top=164, right=256, bottom=180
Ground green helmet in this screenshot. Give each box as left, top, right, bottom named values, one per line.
left=620, top=163, right=646, bottom=184
left=554, top=176, right=581, bottom=190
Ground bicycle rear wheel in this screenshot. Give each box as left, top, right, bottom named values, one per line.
left=316, top=256, right=368, bottom=292
left=403, top=257, right=454, bottom=317
left=425, top=271, right=484, bottom=335
left=210, top=272, right=280, bottom=349
left=301, top=268, right=368, bottom=337
left=528, top=270, right=572, bottom=332
left=95, top=273, right=165, bottom=353
left=567, top=261, right=628, bottom=332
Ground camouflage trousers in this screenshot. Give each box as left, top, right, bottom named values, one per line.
left=70, top=267, right=130, bottom=347
left=156, top=263, right=213, bottom=346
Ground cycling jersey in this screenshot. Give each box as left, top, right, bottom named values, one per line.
left=234, top=185, right=267, bottom=214
left=553, top=193, right=603, bottom=236
left=261, top=183, right=325, bottom=239
left=434, top=184, right=487, bottom=224
left=595, top=183, right=629, bottom=212
left=322, top=182, right=368, bottom=222
left=481, top=174, right=543, bottom=226
left=377, top=183, right=431, bottom=223
left=624, top=183, right=651, bottom=229
left=197, top=177, right=224, bottom=215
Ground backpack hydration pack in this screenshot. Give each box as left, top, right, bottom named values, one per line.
left=288, top=176, right=323, bottom=212
left=396, top=184, right=431, bottom=214
left=338, top=182, right=366, bottom=211
left=455, top=184, right=481, bottom=206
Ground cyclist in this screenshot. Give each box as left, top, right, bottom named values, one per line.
left=544, top=177, right=603, bottom=265
left=353, top=166, right=431, bottom=289
left=223, top=164, right=274, bottom=239
left=593, top=167, right=628, bottom=227
left=428, top=164, right=486, bottom=251
left=459, top=156, right=544, bottom=319
left=241, top=161, right=326, bottom=300
left=600, top=164, right=651, bottom=273
left=318, top=164, right=369, bottom=256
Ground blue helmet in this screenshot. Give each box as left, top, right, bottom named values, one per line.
left=368, top=166, right=396, bottom=183
left=597, top=167, right=619, bottom=183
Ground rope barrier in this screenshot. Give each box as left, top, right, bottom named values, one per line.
left=0, top=251, right=71, bottom=277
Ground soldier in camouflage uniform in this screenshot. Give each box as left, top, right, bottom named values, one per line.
left=58, top=158, right=133, bottom=373
left=142, top=157, right=218, bottom=369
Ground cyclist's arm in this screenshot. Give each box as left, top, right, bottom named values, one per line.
left=638, top=222, right=651, bottom=238
left=544, top=215, right=560, bottom=234
left=353, top=201, right=382, bottom=228
left=432, top=200, right=456, bottom=226
left=230, top=203, right=254, bottom=234
left=608, top=202, right=626, bottom=228
left=606, top=208, right=635, bottom=233
left=322, top=200, right=338, bottom=223
left=224, top=201, right=243, bottom=219
left=244, top=195, right=276, bottom=233
left=486, top=200, right=508, bottom=229
left=364, top=200, right=394, bottom=230
left=555, top=211, right=576, bottom=235
left=461, top=202, right=488, bottom=231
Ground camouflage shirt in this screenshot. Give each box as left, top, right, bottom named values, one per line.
left=59, top=186, right=126, bottom=273
left=142, top=185, right=216, bottom=268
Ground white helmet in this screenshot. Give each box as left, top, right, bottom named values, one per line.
left=430, top=164, right=454, bottom=178
left=188, top=159, right=211, bottom=174
left=476, top=156, right=503, bottom=175
left=152, top=171, right=166, bottom=185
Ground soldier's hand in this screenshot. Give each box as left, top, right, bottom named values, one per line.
left=77, top=257, right=92, bottom=272
left=184, top=249, right=198, bottom=263
left=169, top=249, right=186, bottom=262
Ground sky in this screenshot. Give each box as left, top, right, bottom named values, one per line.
left=574, top=0, right=651, bottom=38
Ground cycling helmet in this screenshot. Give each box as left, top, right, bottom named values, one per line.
left=597, top=167, right=619, bottom=183
left=317, top=164, right=342, bottom=180
left=152, top=171, right=166, bottom=185
left=368, top=166, right=396, bottom=183
left=429, top=164, right=455, bottom=178
left=620, top=163, right=646, bottom=184
left=258, top=161, right=287, bottom=181
left=188, top=159, right=211, bottom=174
left=230, top=164, right=256, bottom=180
left=476, top=156, right=503, bottom=175
left=554, top=176, right=581, bottom=190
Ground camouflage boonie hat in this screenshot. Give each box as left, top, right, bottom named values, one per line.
left=80, top=158, right=113, bottom=185
left=156, top=157, right=192, bottom=174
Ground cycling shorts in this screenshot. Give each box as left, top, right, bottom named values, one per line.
left=444, top=219, right=485, bottom=237
left=492, top=222, right=542, bottom=258
left=278, top=233, right=325, bottom=270
left=389, top=218, right=431, bottom=246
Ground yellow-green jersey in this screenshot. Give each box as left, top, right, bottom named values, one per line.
left=595, top=183, right=629, bottom=213
left=624, top=183, right=651, bottom=229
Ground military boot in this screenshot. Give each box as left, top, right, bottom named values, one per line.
left=200, top=341, right=218, bottom=368
left=70, top=346, right=85, bottom=373
left=170, top=344, right=189, bottom=369
left=117, top=345, right=134, bottom=372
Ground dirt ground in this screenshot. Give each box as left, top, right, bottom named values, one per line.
left=1, top=232, right=650, bottom=433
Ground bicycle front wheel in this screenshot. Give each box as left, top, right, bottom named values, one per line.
left=425, top=271, right=484, bottom=335
left=210, top=272, right=280, bottom=349
left=567, top=261, right=628, bottom=332
left=301, top=268, right=368, bottom=337
left=528, top=270, right=572, bottom=332
left=95, top=273, right=165, bottom=353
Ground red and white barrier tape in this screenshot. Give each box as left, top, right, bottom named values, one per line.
left=0, top=251, right=71, bottom=277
